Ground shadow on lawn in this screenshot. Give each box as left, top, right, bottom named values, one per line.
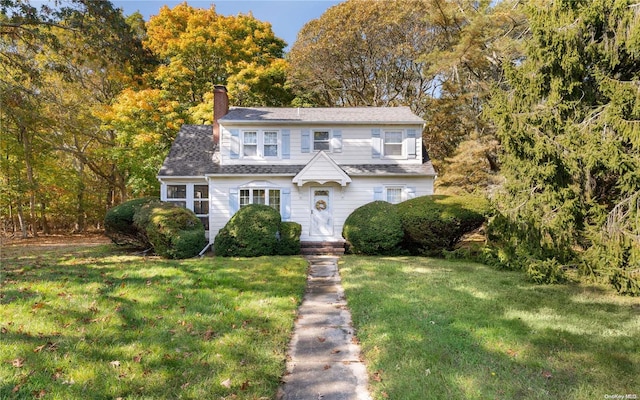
left=0, top=245, right=307, bottom=399
left=341, top=257, right=640, bottom=400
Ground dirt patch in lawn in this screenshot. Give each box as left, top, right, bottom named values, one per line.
left=1, top=233, right=112, bottom=259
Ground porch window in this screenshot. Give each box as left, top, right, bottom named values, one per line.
left=313, top=130, right=330, bottom=151
left=383, top=131, right=403, bottom=157
left=193, top=184, right=209, bottom=230
left=240, top=188, right=281, bottom=212
left=167, top=184, right=187, bottom=208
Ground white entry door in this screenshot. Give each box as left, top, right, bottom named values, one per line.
left=310, top=187, right=333, bottom=237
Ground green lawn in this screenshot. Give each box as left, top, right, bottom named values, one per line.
left=0, top=242, right=308, bottom=399
left=339, top=256, right=640, bottom=400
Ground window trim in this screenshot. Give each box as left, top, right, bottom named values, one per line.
left=312, top=129, right=331, bottom=152
left=240, top=129, right=280, bottom=159
left=384, top=185, right=406, bottom=204
left=239, top=187, right=281, bottom=213
left=163, top=182, right=210, bottom=231
left=382, top=130, right=404, bottom=159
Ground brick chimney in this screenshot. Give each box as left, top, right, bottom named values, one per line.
left=213, top=85, right=229, bottom=145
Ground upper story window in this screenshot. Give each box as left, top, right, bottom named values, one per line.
left=242, top=131, right=258, bottom=157
left=383, top=131, right=403, bottom=157
left=313, top=130, right=330, bottom=151
left=264, top=131, right=278, bottom=156
left=241, top=130, right=279, bottom=158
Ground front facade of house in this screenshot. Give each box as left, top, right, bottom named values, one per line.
left=157, top=87, right=436, bottom=244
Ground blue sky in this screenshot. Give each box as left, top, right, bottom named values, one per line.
left=111, top=0, right=342, bottom=50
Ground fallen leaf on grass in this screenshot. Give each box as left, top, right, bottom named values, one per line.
left=32, top=389, right=46, bottom=399
left=240, top=380, right=250, bottom=391
left=381, top=391, right=389, bottom=398
left=0, top=327, right=7, bottom=334
left=133, top=354, right=142, bottom=363
left=109, top=360, right=121, bottom=368
left=11, top=358, right=24, bottom=368
left=372, top=370, right=383, bottom=382
left=181, top=382, right=190, bottom=389
left=221, top=378, right=232, bottom=388
left=542, top=371, right=553, bottom=379
left=203, top=327, right=215, bottom=341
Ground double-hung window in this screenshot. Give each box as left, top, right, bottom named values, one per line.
left=240, top=188, right=281, bottom=212
left=241, top=130, right=279, bottom=158
left=383, top=131, right=403, bottom=157
left=313, top=130, right=330, bottom=151
left=243, top=131, right=258, bottom=157
left=385, top=186, right=404, bottom=204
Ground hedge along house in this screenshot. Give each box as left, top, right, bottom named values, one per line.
left=157, top=86, right=436, bottom=247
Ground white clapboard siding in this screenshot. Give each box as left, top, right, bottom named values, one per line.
left=219, top=125, right=423, bottom=166
left=205, top=175, right=435, bottom=242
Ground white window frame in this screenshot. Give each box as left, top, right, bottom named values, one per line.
left=239, top=187, right=281, bottom=213
left=241, top=129, right=280, bottom=159
left=382, top=130, right=404, bottom=159
left=313, top=130, right=331, bottom=152
left=384, top=185, right=406, bottom=204
left=163, top=182, right=210, bottom=230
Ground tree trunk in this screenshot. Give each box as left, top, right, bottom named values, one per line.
left=17, top=202, right=27, bottom=239
left=20, top=127, right=38, bottom=237
left=74, top=159, right=86, bottom=233
left=40, top=201, right=51, bottom=235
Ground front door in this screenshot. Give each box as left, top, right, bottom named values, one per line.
left=310, top=187, right=333, bottom=237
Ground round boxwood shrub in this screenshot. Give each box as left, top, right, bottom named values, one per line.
left=133, top=201, right=206, bottom=259
left=277, top=221, right=302, bottom=255
left=343, top=201, right=404, bottom=255
left=396, top=195, right=490, bottom=256
left=104, top=197, right=158, bottom=247
left=214, top=204, right=281, bottom=257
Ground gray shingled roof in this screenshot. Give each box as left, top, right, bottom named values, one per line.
left=220, top=107, right=425, bottom=124
left=158, top=124, right=436, bottom=177
left=158, top=125, right=218, bottom=176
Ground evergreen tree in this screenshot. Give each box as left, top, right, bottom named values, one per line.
left=488, top=0, right=640, bottom=294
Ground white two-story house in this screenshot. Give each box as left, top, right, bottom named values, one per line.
left=157, top=86, right=436, bottom=244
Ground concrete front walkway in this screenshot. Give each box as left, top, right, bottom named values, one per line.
left=278, top=256, right=372, bottom=400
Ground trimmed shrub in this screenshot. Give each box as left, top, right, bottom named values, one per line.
left=134, top=202, right=206, bottom=259
left=396, top=195, right=490, bottom=256
left=277, top=221, right=302, bottom=255
left=214, top=204, right=281, bottom=257
left=104, top=197, right=157, bottom=247
left=343, top=201, right=404, bottom=255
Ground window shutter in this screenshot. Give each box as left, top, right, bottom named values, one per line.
left=282, top=129, right=290, bottom=159
left=229, top=189, right=239, bottom=214
left=282, top=188, right=291, bottom=220
left=230, top=129, right=240, bottom=159
left=407, top=186, right=416, bottom=200
left=407, top=129, right=417, bottom=159
left=372, top=128, right=381, bottom=158
left=374, top=186, right=383, bottom=201
left=301, top=129, right=310, bottom=153
left=332, top=129, right=342, bottom=153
